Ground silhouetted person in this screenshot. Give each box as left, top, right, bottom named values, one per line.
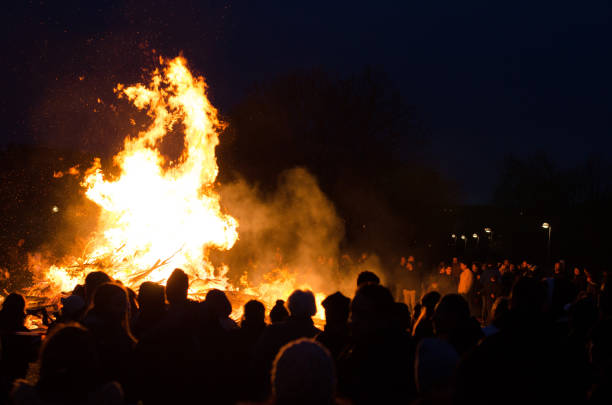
left=271, top=339, right=335, bottom=405
left=415, top=294, right=482, bottom=404
left=316, top=292, right=351, bottom=361
left=72, top=284, right=86, bottom=300
left=82, top=282, right=136, bottom=400
left=199, top=289, right=237, bottom=405
left=433, top=294, right=483, bottom=356
left=45, top=294, right=87, bottom=333
left=270, top=300, right=289, bottom=324
left=233, top=300, right=268, bottom=401
left=482, top=296, right=510, bottom=336
left=237, top=300, right=267, bottom=350
left=0, top=293, right=27, bottom=334
left=162, top=268, right=199, bottom=330
left=392, top=302, right=412, bottom=333
left=84, top=271, right=112, bottom=307
left=0, top=293, right=40, bottom=403
left=205, top=289, right=238, bottom=331
left=456, top=277, right=576, bottom=405
left=252, top=290, right=321, bottom=400
left=133, top=270, right=200, bottom=405
left=588, top=317, right=612, bottom=404
left=166, top=268, right=189, bottom=307
left=356, top=271, right=380, bottom=288
left=412, top=291, right=441, bottom=344
left=134, top=282, right=166, bottom=339
left=11, top=323, right=123, bottom=405
left=337, top=284, right=416, bottom=405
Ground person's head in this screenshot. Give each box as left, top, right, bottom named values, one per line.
left=471, top=263, right=478, bottom=272
left=60, top=295, right=86, bottom=321
left=138, top=281, right=165, bottom=313
left=444, top=266, right=452, bottom=276
left=408, top=255, right=415, bottom=263
left=271, top=339, right=335, bottom=405
left=400, top=256, right=406, bottom=266
left=0, top=293, right=26, bottom=329
left=72, top=284, right=85, bottom=300
left=84, top=271, right=111, bottom=305
left=510, top=277, right=547, bottom=318
left=433, top=294, right=470, bottom=337
left=205, top=289, right=232, bottom=319
left=287, top=290, right=317, bottom=319
left=270, top=300, right=289, bottom=323
left=166, top=268, right=189, bottom=305
left=36, top=323, right=100, bottom=402
left=574, top=267, right=581, bottom=276
left=452, top=257, right=458, bottom=264
left=406, top=262, right=414, bottom=271
left=460, top=263, right=468, bottom=271
left=490, top=297, right=510, bottom=328
left=356, top=271, right=380, bottom=288
left=421, top=291, right=442, bottom=315
left=321, top=292, right=350, bottom=326
left=243, top=300, right=266, bottom=327
left=350, top=284, right=395, bottom=339
left=392, top=302, right=411, bottom=332
left=91, top=283, right=133, bottom=336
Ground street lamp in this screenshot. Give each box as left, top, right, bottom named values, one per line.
left=542, top=222, right=552, bottom=263
left=484, top=227, right=493, bottom=240
left=460, top=234, right=467, bottom=249
left=472, top=233, right=479, bottom=246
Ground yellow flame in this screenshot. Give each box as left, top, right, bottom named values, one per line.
left=41, top=56, right=237, bottom=292
left=32, top=56, right=327, bottom=323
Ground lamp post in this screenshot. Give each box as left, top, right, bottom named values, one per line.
left=484, top=227, right=493, bottom=240
left=472, top=233, right=480, bottom=247
left=542, top=222, right=551, bottom=263
left=460, top=234, right=467, bottom=249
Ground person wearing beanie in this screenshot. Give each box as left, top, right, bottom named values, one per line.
left=270, top=300, right=289, bottom=324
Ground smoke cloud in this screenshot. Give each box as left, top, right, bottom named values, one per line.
left=215, top=167, right=386, bottom=301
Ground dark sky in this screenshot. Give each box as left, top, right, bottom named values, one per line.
left=3, top=1, right=611, bottom=203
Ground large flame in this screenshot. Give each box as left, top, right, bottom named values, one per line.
left=30, top=56, right=325, bottom=321
left=38, top=56, right=237, bottom=294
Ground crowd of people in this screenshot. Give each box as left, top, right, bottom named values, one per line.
left=0, top=258, right=610, bottom=404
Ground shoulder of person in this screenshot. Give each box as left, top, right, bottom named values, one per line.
left=11, top=380, right=42, bottom=405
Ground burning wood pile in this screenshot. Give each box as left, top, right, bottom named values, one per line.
left=22, top=56, right=326, bottom=325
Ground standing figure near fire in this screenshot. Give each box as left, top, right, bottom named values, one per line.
left=458, top=262, right=474, bottom=303
left=398, top=256, right=419, bottom=314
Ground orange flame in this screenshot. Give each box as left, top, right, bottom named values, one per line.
left=31, top=56, right=326, bottom=323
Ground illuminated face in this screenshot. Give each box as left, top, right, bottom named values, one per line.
left=574, top=268, right=580, bottom=276
left=445, top=267, right=452, bottom=276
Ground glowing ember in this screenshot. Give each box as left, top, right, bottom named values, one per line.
left=28, top=56, right=325, bottom=321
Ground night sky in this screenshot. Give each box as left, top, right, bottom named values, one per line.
left=3, top=1, right=611, bottom=203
